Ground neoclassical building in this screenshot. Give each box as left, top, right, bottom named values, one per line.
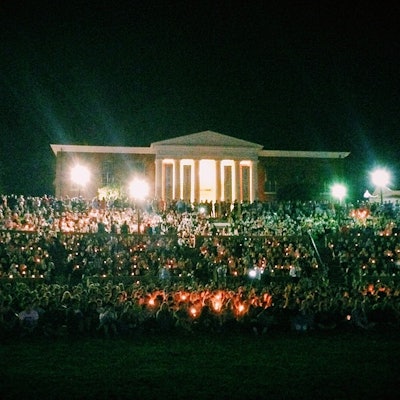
left=51, top=131, right=350, bottom=202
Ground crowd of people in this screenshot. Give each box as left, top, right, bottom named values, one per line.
left=0, top=194, right=399, bottom=339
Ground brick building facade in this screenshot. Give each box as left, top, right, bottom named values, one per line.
left=51, top=131, right=349, bottom=202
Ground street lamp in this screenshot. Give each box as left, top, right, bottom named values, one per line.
left=331, top=183, right=347, bottom=204
left=129, top=178, right=149, bottom=234
left=70, top=164, right=90, bottom=197
left=370, top=168, right=390, bottom=204
left=331, top=183, right=347, bottom=226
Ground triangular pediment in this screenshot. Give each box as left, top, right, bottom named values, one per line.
left=151, top=131, right=263, bottom=149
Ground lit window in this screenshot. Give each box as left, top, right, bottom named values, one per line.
left=102, top=160, right=115, bottom=186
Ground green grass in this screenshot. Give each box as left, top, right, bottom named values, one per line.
left=1, top=331, right=399, bottom=400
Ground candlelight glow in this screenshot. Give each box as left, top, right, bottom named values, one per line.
left=212, top=300, right=222, bottom=312
left=190, top=306, right=197, bottom=317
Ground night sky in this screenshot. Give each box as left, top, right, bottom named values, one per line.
left=1, top=1, right=399, bottom=195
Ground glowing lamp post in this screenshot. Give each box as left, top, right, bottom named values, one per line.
left=70, top=165, right=90, bottom=197
left=129, top=178, right=149, bottom=234
left=331, top=183, right=347, bottom=204
left=331, top=183, right=347, bottom=226
left=370, top=168, right=390, bottom=205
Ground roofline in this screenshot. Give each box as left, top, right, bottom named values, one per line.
left=50, top=144, right=155, bottom=155
left=50, top=145, right=350, bottom=159
left=259, top=150, right=350, bottom=159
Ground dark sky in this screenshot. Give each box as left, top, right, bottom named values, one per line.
left=1, top=0, right=399, bottom=195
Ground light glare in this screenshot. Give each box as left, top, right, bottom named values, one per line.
left=331, top=183, right=347, bottom=202
left=71, top=165, right=90, bottom=186
left=129, top=178, right=149, bottom=200
left=371, top=168, right=390, bottom=188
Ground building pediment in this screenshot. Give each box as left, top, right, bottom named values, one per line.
left=151, top=131, right=264, bottom=149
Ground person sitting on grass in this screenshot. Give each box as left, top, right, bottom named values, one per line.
left=155, top=301, right=175, bottom=333
left=290, top=297, right=314, bottom=333
left=174, top=301, right=193, bottom=334
left=97, top=302, right=118, bottom=338
left=0, top=296, right=19, bottom=339
left=83, top=300, right=100, bottom=337
left=251, top=305, right=276, bottom=335
left=18, top=300, right=39, bottom=337
left=66, top=297, right=85, bottom=337
left=350, top=299, right=375, bottom=331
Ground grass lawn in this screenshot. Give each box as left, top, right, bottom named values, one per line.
left=1, top=330, right=399, bottom=400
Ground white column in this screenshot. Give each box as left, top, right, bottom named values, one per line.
left=215, top=159, right=221, bottom=202
left=235, top=160, right=241, bottom=203
left=194, top=159, right=200, bottom=203
left=251, top=160, right=258, bottom=202
left=155, top=158, right=163, bottom=201
left=174, top=159, right=180, bottom=200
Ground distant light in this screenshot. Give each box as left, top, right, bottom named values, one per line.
left=71, top=165, right=90, bottom=186
left=331, top=183, right=347, bottom=202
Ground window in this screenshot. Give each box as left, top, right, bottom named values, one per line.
left=102, top=160, right=115, bottom=186
left=164, top=163, right=173, bottom=201
left=183, top=164, right=192, bottom=202
left=241, top=164, right=250, bottom=202
left=223, top=165, right=233, bottom=202
left=131, top=161, right=145, bottom=175
left=264, top=169, right=277, bottom=193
